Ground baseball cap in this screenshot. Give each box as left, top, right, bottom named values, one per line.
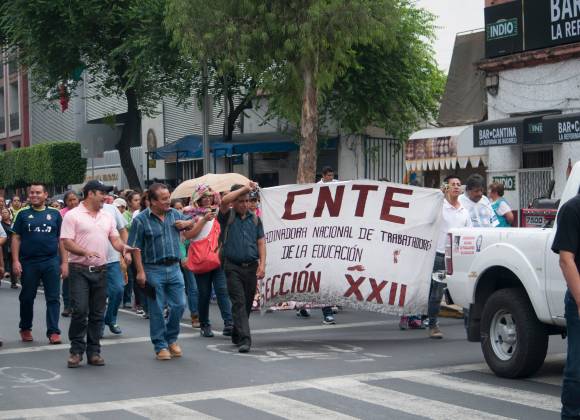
left=113, top=198, right=127, bottom=208
left=83, top=180, right=114, bottom=195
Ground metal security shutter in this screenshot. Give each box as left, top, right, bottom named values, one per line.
left=162, top=95, right=242, bottom=144
left=29, top=93, right=76, bottom=144
left=85, top=76, right=127, bottom=122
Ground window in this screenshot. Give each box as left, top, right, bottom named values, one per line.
left=523, top=150, right=553, bottom=169
left=0, top=86, right=5, bottom=135
left=8, top=79, right=19, bottom=132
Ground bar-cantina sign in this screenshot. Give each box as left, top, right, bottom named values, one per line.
left=476, top=125, right=519, bottom=146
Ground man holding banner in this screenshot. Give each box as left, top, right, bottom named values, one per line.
left=259, top=179, right=443, bottom=322
left=219, top=182, right=266, bottom=354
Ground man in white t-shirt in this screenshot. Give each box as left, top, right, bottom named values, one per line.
left=427, top=175, right=472, bottom=339
left=458, top=174, right=499, bottom=228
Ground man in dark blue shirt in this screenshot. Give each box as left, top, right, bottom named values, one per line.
left=13, top=183, right=66, bottom=344
left=219, top=182, right=266, bottom=353
left=130, top=183, right=191, bottom=360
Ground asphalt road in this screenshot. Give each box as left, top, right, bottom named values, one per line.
left=0, top=281, right=567, bottom=419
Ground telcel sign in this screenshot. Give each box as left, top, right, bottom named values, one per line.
left=487, top=18, right=519, bottom=41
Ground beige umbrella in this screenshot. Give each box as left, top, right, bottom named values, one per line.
left=171, top=173, right=251, bottom=199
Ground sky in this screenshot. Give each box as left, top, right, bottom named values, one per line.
left=416, top=0, right=485, bottom=72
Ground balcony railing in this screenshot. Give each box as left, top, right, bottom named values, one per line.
left=9, top=112, right=19, bottom=132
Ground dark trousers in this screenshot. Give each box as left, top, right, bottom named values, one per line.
left=68, top=266, right=107, bottom=356
left=224, top=260, right=257, bottom=346
left=62, top=277, right=70, bottom=309
left=123, top=263, right=134, bottom=306
left=19, top=257, right=61, bottom=336
left=427, top=253, right=446, bottom=328
left=563, top=290, right=580, bottom=418
left=195, top=267, right=232, bottom=327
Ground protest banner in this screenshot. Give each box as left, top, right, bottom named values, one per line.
left=259, top=181, right=443, bottom=315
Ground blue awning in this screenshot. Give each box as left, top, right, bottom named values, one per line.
left=150, top=132, right=338, bottom=160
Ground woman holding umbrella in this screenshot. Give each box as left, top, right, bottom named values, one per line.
left=183, top=184, right=233, bottom=337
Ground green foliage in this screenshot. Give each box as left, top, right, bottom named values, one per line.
left=323, top=0, right=446, bottom=140
left=0, top=142, right=86, bottom=188
left=166, top=0, right=400, bottom=126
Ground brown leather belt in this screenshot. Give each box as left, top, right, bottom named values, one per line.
left=69, top=263, right=107, bottom=273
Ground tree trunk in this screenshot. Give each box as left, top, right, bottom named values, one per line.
left=296, top=65, right=318, bottom=184
left=117, top=89, right=142, bottom=191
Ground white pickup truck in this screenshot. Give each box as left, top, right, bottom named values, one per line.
left=444, top=164, right=580, bottom=379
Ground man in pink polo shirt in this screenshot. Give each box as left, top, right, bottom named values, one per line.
left=60, top=180, right=135, bottom=368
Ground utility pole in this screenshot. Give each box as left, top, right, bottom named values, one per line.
left=202, top=61, right=211, bottom=174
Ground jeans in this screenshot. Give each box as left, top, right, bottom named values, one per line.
left=123, top=263, right=134, bottom=306
left=322, top=306, right=333, bottom=318
left=68, top=265, right=107, bottom=356
left=427, top=253, right=446, bottom=328
left=182, top=267, right=198, bottom=316
left=224, top=260, right=257, bottom=346
left=195, top=268, right=232, bottom=326
left=562, top=290, right=580, bottom=419
left=104, top=262, right=124, bottom=326
left=62, top=277, right=70, bottom=309
left=144, top=263, right=185, bottom=353
left=19, top=257, right=61, bottom=336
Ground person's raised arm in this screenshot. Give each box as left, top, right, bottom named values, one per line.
left=220, top=181, right=258, bottom=213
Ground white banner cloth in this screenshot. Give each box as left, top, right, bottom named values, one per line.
left=260, top=181, right=443, bottom=315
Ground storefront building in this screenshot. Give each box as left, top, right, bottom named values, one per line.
left=481, top=0, right=580, bottom=210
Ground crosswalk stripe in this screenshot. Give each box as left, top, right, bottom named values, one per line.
left=25, top=416, right=90, bottom=420
left=227, top=392, right=358, bottom=420
left=309, top=378, right=513, bottom=420
left=528, top=375, right=563, bottom=386
left=403, top=372, right=561, bottom=412
left=126, top=403, right=219, bottom=419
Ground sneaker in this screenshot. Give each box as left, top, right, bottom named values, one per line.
left=238, top=343, right=250, bottom=353
left=408, top=318, right=424, bottom=329
left=429, top=326, right=444, bottom=339
left=200, top=325, right=214, bottom=337
left=48, top=333, right=62, bottom=344
left=141, top=312, right=149, bottom=319
left=20, top=330, right=33, bottom=342
left=61, top=308, right=71, bottom=317
left=191, top=315, right=201, bottom=328
left=222, top=324, right=233, bottom=337
left=108, top=324, right=122, bottom=335
left=168, top=342, right=182, bottom=357
left=322, top=315, right=336, bottom=325
left=156, top=348, right=171, bottom=360
left=10, top=283, right=19, bottom=289
left=296, top=308, right=311, bottom=318
left=399, top=316, right=409, bottom=330
left=135, top=307, right=145, bottom=316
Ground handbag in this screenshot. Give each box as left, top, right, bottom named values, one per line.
left=186, top=219, right=221, bottom=274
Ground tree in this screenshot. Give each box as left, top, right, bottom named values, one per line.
left=166, top=0, right=398, bottom=183
left=0, top=0, right=192, bottom=190
left=323, top=1, right=446, bottom=141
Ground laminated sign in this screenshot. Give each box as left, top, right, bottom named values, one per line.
left=260, top=181, right=443, bottom=315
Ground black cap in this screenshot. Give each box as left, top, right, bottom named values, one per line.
left=83, top=180, right=114, bottom=195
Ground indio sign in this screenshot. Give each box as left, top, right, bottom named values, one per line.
left=487, top=18, right=519, bottom=41
left=492, top=175, right=516, bottom=191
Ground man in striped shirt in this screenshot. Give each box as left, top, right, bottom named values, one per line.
left=129, top=183, right=192, bottom=360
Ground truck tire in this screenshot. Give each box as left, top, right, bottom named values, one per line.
left=480, top=288, right=548, bottom=378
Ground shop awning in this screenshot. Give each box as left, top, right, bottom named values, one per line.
left=150, top=132, right=338, bottom=160
left=405, top=125, right=487, bottom=171
left=473, top=115, right=550, bottom=147
left=542, top=112, right=580, bottom=143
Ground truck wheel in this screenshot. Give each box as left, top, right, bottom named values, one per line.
left=480, top=288, right=548, bottom=378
